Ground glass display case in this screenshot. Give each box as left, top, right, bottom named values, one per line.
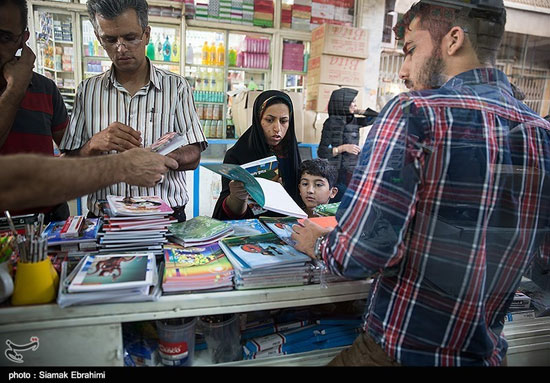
left=184, top=27, right=271, bottom=139
left=81, top=17, right=181, bottom=80
left=33, top=9, right=78, bottom=114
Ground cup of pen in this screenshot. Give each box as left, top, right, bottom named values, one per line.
left=11, top=235, right=59, bottom=306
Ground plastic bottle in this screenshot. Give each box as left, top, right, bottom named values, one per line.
left=196, top=68, right=204, bottom=91
left=185, top=43, right=193, bottom=65
left=247, top=77, right=258, bottom=91
left=208, top=70, right=215, bottom=92
left=156, top=35, right=162, bottom=61
left=201, top=42, right=209, bottom=65
left=228, top=48, right=237, bottom=67
left=216, top=70, right=224, bottom=93
left=172, top=35, right=180, bottom=62
left=216, top=42, right=225, bottom=67
left=88, top=40, right=94, bottom=57
left=209, top=42, right=216, bottom=66
left=146, top=40, right=156, bottom=61
left=163, top=36, right=171, bottom=61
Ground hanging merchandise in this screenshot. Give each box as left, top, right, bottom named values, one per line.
left=163, top=36, right=172, bottom=62
left=186, top=43, right=194, bottom=65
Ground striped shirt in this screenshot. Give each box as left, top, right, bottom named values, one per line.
left=59, top=60, right=207, bottom=215
left=320, top=68, right=550, bottom=366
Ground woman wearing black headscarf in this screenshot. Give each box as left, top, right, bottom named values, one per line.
left=317, top=88, right=378, bottom=202
left=212, top=90, right=301, bottom=220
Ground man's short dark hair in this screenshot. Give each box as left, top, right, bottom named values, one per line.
left=393, top=1, right=506, bottom=66
left=0, top=0, right=28, bottom=31
left=299, top=159, right=338, bottom=188
left=87, top=0, right=149, bottom=31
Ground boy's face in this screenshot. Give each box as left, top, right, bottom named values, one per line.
left=299, top=172, right=338, bottom=210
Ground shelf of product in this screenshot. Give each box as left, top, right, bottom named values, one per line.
left=281, top=0, right=356, bottom=31
left=281, top=38, right=308, bottom=92
left=81, top=17, right=181, bottom=79
left=33, top=9, right=77, bottom=113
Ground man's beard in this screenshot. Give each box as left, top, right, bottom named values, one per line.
left=417, top=47, right=446, bottom=90
left=406, top=47, right=447, bottom=91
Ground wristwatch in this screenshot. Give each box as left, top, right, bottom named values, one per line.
left=314, top=234, right=327, bottom=260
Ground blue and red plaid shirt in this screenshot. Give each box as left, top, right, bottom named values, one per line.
left=321, top=68, right=550, bottom=366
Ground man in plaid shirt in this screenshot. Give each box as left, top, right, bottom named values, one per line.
left=293, top=0, right=550, bottom=366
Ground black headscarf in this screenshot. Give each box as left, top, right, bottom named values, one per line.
left=327, top=88, right=358, bottom=122
left=212, top=90, right=302, bottom=220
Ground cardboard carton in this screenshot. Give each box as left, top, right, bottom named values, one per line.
left=306, top=54, right=366, bottom=87
left=310, top=24, right=368, bottom=59
left=232, top=90, right=304, bottom=142
left=306, top=83, right=365, bottom=113
left=302, top=110, right=328, bottom=144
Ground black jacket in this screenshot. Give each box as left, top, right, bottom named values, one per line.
left=317, top=88, right=377, bottom=173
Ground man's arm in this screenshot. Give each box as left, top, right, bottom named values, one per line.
left=168, top=142, right=202, bottom=171
left=0, top=44, right=35, bottom=148
left=0, top=148, right=178, bottom=211
left=293, top=96, right=424, bottom=279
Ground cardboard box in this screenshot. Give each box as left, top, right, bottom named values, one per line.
left=232, top=90, right=304, bottom=142
left=306, top=54, right=366, bottom=87
left=310, top=24, right=368, bottom=59
left=306, top=83, right=365, bottom=113
left=303, top=110, right=328, bottom=144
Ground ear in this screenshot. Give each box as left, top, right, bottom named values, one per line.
left=329, top=187, right=338, bottom=199
left=22, top=29, right=30, bottom=43
left=445, top=26, right=466, bottom=57
left=143, top=25, right=151, bottom=44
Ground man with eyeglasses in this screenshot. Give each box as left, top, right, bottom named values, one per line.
left=0, top=0, right=71, bottom=223
left=60, top=0, right=207, bottom=222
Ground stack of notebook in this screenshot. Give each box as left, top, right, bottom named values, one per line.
left=99, top=195, right=176, bottom=256
left=57, top=252, right=161, bottom=307
left=219, top=232, right=312, bottom=290
left=167, top=216, right=233, bottom=247
left=162, top=243, right=234, bottom=294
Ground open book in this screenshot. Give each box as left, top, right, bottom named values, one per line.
left=202, top=162, right=307, bottom=219
left=149, top=132, right=187, bottom=155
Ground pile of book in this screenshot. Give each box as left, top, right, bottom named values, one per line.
left=99, top=195, right=176, bottom=256
left=241, top=317, right=362, bottom=360
left=219, top=232, right=312, bottom=290
left=168, top=216, right=233, bottom=247
left=57, top=252, right=161, bottom=307
left=43, top=217, right=101, bottom=258
left=162, top=243, right=234, bottom=294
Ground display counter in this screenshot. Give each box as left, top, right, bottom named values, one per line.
left=0, top=280, right=370, bottom=366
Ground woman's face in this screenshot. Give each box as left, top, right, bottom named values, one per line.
left=348, top=97, right=358, bottom=114
left=260, top=103, right=290, bottom=147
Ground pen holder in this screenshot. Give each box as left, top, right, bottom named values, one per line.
left=11, top=258, right=59, bottom=306
left=0, top=261, right=14, bottom=303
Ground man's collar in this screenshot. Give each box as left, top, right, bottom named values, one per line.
left=442, top=67, right=514, bottom=96
left=102, top=58, right=162, bottom=91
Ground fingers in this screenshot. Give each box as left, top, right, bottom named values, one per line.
left=90, top=123, right=142, bottom=153
left=229, top=180, right=249, bottom=201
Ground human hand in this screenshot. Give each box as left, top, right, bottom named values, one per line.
left=3, top=44, right=35, bottom=98
left=341, top=144, right=361, bottom=156
left=228, top=180, right=249, bottom=202
left=85, top=122, right=142, bottom=154
left=291, top=219, right=332, bottom=259
left=119, top=148, right=178, bottom=187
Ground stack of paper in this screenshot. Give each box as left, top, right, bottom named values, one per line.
left=162, top=243, right=234, bottom=294
left=99, top=195, right=176, bottom=256
left=57, top=253, right=160, bottom=307
left=168, top=216, right=233, bottom=247
left=43, top=218, right=101, bottom=257
left=219, top=232, right=312, bottom=290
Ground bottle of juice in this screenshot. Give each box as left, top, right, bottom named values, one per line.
left=209, top=42, right=216, bottom=66
left=185, top=43, right=193, bottom=65
left=201, top=41, right=209, bottom=65
left=171, top=35, right=180, bottom=62
left=228, top=48, right=237, bottom=67
left=146, top=39, right=155, bottom=60
left=216, top=42, right=225, bottom=67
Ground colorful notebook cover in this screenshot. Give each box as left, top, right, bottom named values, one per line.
left=107, top=195, right=174, bottom=217
left=44, top=218, right=101, bottom=246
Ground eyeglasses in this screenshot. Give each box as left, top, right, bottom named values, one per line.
left=0, top=29, right=26, bottom=45
left=98, top=30, right=145, bottom=50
